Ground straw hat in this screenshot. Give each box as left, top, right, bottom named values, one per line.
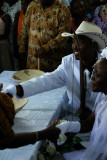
left=12, top=69, right=45, bottom=82
left=12, top=96, right=28, bottom=113
left=62, top=21, right=107, bottom=52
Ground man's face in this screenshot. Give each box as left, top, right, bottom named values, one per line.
left=72, top=35, right=97, bottom=68
left=91, top=59, right=107, bottom=93
left=72, top=0, right=85, bottom=17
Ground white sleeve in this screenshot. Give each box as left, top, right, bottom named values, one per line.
left=20, top=58, right=67, bottom=98
left=2, top=84, right=16, bottom=97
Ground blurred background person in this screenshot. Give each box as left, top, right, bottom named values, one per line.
left=2, top=0, right=21, bottom=70
left=70, top=0, right=91, bottom=32
left=91, top=1, right=107, bottom=36
left=0, top=1, right=13, bottom=73
left=19, top=0, right=71, bottom=72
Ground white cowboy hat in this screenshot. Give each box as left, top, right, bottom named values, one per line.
left=12, top=96, right=28, bottom=113
left=62, top=21, right=107, bottom=52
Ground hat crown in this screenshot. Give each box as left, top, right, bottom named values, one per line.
left=76, top=21, right=102, bottom=34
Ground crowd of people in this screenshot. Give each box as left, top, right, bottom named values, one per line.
left=0, top=0, right=107, bottom=160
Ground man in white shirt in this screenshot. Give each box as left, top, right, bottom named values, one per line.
left=3, top=21, right=107, bottom=119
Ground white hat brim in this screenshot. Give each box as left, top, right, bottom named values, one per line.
left=61, top=32, right=107, bottom=52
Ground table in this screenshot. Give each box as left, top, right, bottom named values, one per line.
left=0, top=71, right=66, bottom=160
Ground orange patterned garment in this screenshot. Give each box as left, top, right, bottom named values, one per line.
left=18, top=10, right=24, bottom=41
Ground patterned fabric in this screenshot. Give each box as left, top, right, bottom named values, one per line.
left=0, top=93, right=15, bottom=149
left=92, top=15, right=107, bottom=36
left=2, top=1, right=21, bottom=23
left=92, top=5, right=107, bottom=37
left=19, top=0, right=71, bottom=72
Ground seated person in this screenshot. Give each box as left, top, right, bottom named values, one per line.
left=2, top=21, right=107, bottom=120
left=82, top=0, right=107, bottom=17
left=70, top=0, right=91, bottom=32
left=55, top=58, right=107, bottom=160
left=91, top=2, right=107, bottom=36
left=0, top=92, right=60, bottom=149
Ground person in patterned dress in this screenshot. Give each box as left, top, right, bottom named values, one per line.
left=0, top=92, right=60, bottom=149
left=19, top=0, right=71, bottom=72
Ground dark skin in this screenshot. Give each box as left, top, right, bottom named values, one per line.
left=40, top=0, right=55, bottom=9
left=35, top=0, right=55, bottom=58
left=91, top=59, right=107, bottom=94
left=72, top=35, right=98, bottom=71
left=71, top=0, right=85, bottom=18
left=70, top=0, right=89, bottom=27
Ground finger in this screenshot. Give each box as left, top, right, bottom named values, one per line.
left=7, top=93, right=13, bottom=98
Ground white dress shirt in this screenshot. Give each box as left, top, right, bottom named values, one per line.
left=21, top=54, right=98, bottom=112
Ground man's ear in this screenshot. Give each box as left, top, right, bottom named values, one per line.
left=92, top=42, right=98, bottom=51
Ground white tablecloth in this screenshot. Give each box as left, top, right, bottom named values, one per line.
left=0, top=71, right=66, bottom=160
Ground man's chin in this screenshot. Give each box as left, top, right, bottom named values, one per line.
left=75, top=55, right=79, bottom=60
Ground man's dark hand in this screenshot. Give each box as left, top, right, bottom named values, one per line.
left=38, top=123, right=61, bottom=143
